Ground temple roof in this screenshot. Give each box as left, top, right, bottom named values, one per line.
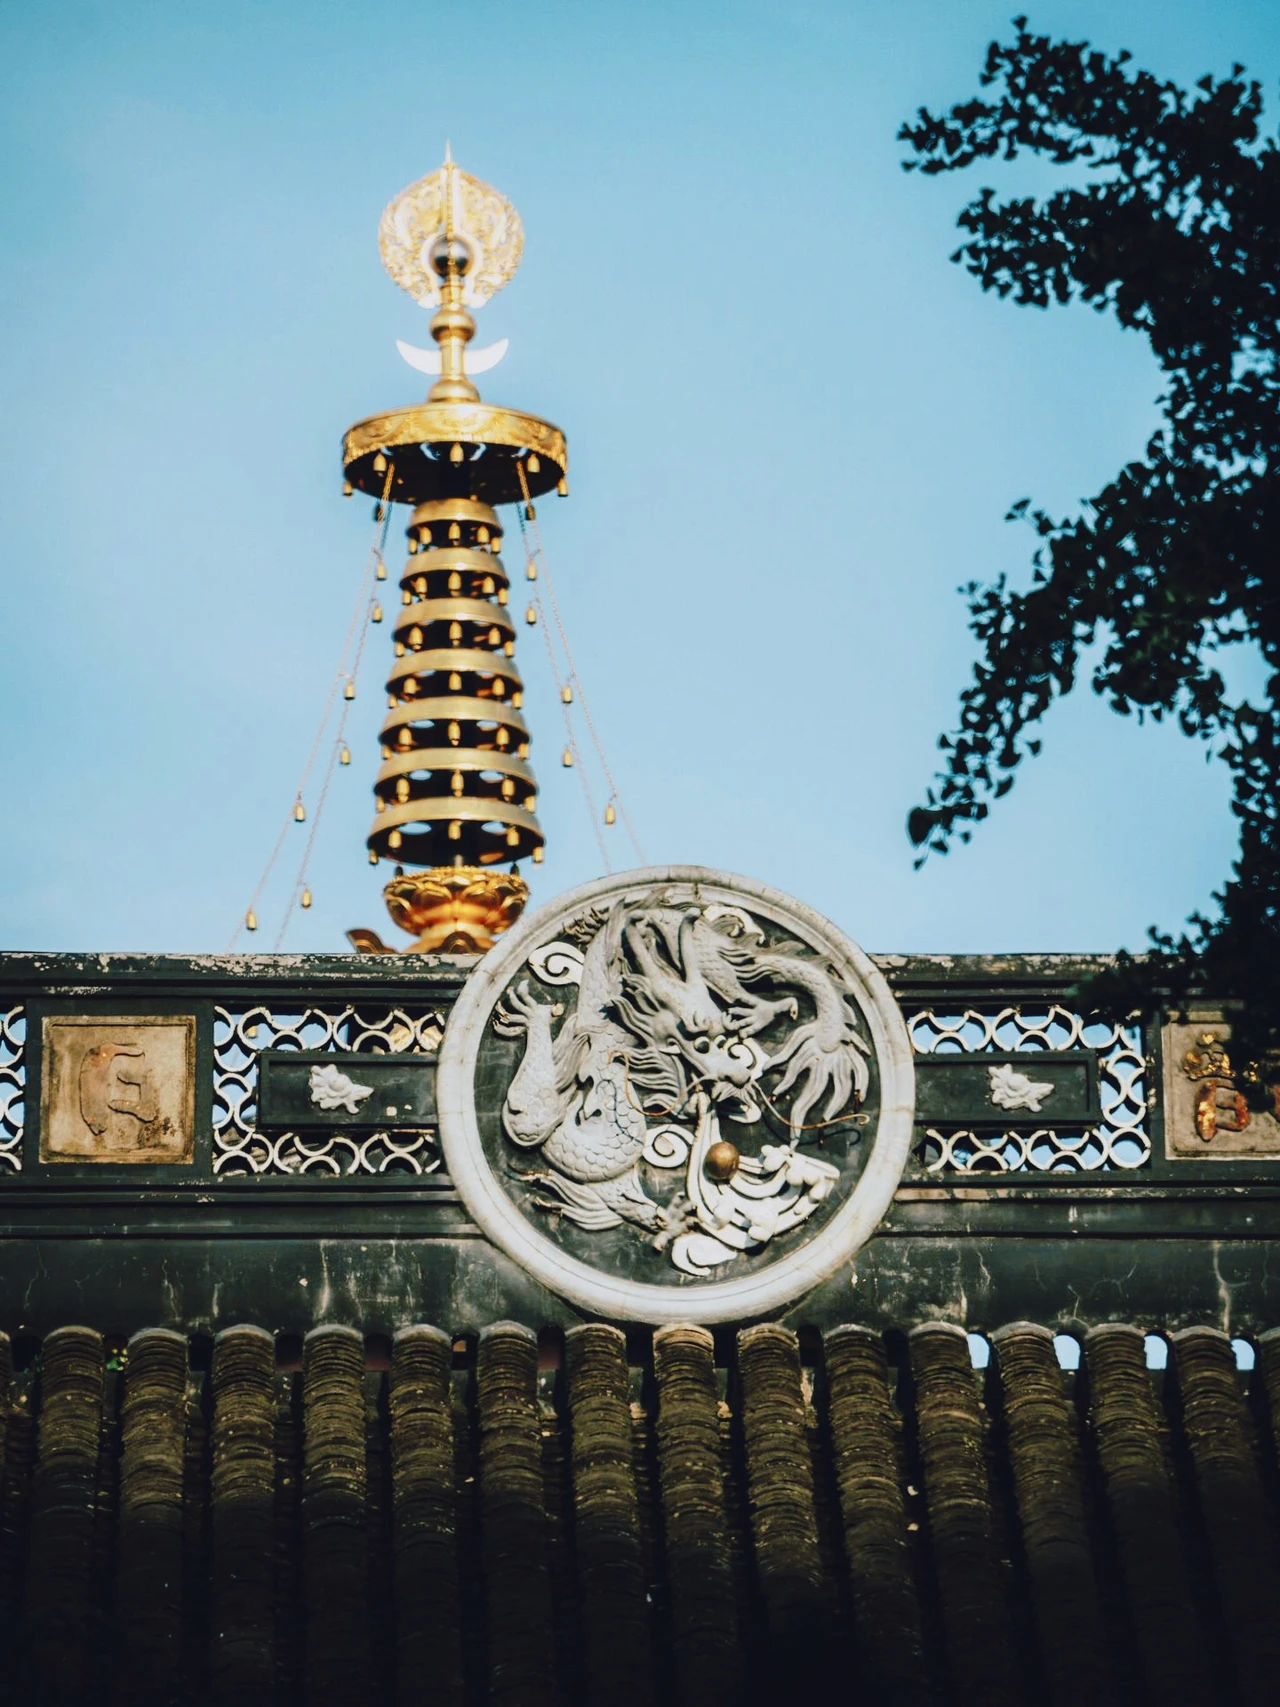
left=5, top=1317, right=1280, bottom=1706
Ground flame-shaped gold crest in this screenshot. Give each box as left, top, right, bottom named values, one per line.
left=378, top=153, right=524, bottom=310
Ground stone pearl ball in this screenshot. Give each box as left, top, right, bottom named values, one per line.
left=705, top=1140, right=741, bottom=1182
left=429, top=233, right=474, bottom=278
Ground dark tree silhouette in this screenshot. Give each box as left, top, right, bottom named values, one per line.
left=902, top=19, right=1279, bottom=1077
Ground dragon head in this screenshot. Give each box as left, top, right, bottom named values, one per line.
left=606, top=901, right=765, bottom=1118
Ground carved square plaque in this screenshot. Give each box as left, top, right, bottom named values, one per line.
left=1162, top=1012, right=1280, bottom=1159
left=40, top=1015, right=196, bottom=1164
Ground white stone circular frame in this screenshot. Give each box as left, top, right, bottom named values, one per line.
left=436, top=867, right=916, bottom=1323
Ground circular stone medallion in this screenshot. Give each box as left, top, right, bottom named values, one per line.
left=436, top=867, right=915, bottom=1322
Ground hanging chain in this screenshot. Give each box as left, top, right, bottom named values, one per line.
left=515, top=459, right=643, bottom=863
left=229, top=461, right=394, bottom=948
left=513, top=498, right=611, bottom=872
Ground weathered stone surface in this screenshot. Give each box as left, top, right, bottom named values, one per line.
left=823, top=1324, right=930, bottom=1703
left=908, top=1321, right=1024, bottom=1705
left=4, top=1319, right=1280, bottom=1703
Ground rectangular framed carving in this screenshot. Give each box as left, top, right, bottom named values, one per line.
left=1162, top=1012, right=1280, bottom=1159
left=39, top=1014, right=197, bottom=1164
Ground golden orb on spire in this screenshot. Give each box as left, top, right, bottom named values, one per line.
left=342, top=150, right=566, bottom=508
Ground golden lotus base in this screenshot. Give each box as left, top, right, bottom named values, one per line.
left=347, top=866, right=529, bottom=956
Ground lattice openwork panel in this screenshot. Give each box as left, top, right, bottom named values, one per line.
left=213, top=1003, right=446, bottom=1175
left=0, top=1006, right=24, bottom=1173
left=908, top=1004, right=1148, bottom=1173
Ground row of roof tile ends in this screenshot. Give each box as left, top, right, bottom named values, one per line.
left=0, top=1317, right=1277, bottom=1707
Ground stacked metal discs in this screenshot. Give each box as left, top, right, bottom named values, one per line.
left=370, top=497, right=543, bottom=871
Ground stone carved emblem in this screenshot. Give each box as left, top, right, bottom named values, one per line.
left=308, top=1063, right=375, bottom=1116
left=437, top=868, right=915, bottom=1322
left=40, top=1015, right=196, bottom=1164
left=987, top=1062, right=1055, bottom=1114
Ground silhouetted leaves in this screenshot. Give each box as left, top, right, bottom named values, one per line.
left=902, top=20, right=1279, bottom=1077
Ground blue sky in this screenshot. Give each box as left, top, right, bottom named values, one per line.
left=1, top=0, right=1276, bottom=956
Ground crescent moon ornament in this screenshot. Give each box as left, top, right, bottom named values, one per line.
left=396, top=337, right=510, bottom=379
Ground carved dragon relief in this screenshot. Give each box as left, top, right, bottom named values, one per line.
left=488, top=890, right=872, bottom=1276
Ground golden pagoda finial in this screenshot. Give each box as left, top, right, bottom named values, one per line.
left=344, top=158, right=568, bottom=956
left=377, top=152, right=527, bottom=405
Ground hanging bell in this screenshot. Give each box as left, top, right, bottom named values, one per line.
left=557, top=478, right=569, bottom=497
left=562, top=747, right=574, bottom=768
left=339, top=746, right=351, bottom=766
left=561, top=685, right=573, bottom=704
left=246, top=909, right=258, bottom=932
left=294, top=799, right=306, bottom=823
left=526, top=453, right=541, bottom=475
left=449, top=521, right=462, bottom=540
left=504, top=641, right=515, bottom=658
left=533, top=846, right=545, bottom=864
left=448, top=571, right=461, bottom=592
left=605, top=803, right=617, bottom=826
left=396, top=779, right=410, bottom=803
left=527, top=560, right=538, bottom=581
left=376, top=558, right=387, bottom=581
left=497, top=587, right=509, bottom=606
left=493, top=680, right=507, bottom=699
left=372, top=452, right=388, bottom=474
left=525, top=605, right=537, bottom=626
left=408, top=538, right=419, bottom=555
left=368, top=850, right=379, bottom=865
left=371, top=603, right=383, bottom=624
left=496, top=728, right=509, bottom=748
left=397, top=728, right=413, bottom=749
left=449, top=672, right=462, bottom=690
left=420, top=526, right=432, bottom=546
left=411, top=625, right=425, bottom=647
left=477, top=526, right=490, bottom=544
left=482, top=576, right=495, bottom=594
left=506, top=827, right=520, bottom=847
left=403, top=678, right=419, bottom=697
left=344, top=680, right=356, bottom=701
left=448, top=821, right=462, bottom=841
left=512, top=690, right=523, bottom=708
left=389, top=830, right=403, bottom=849
left=501, top=779, right=514, bottom=799
left=447, top=622, right=461, bottom=644
left=343, top=480, right=354, bottom=497
left=301, top=889, right=313, bottom=910
left=449, top=442, right=465, bottom=464
left=488, top=626, right=500, bottom=646
left=451, top=771, right=464, bottom=796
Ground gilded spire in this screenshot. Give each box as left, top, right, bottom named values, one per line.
left=343, top=156, right=567, bottom=956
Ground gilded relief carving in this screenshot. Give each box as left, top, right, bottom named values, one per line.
left=1163, top=1014, right=1280, bottom=1158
